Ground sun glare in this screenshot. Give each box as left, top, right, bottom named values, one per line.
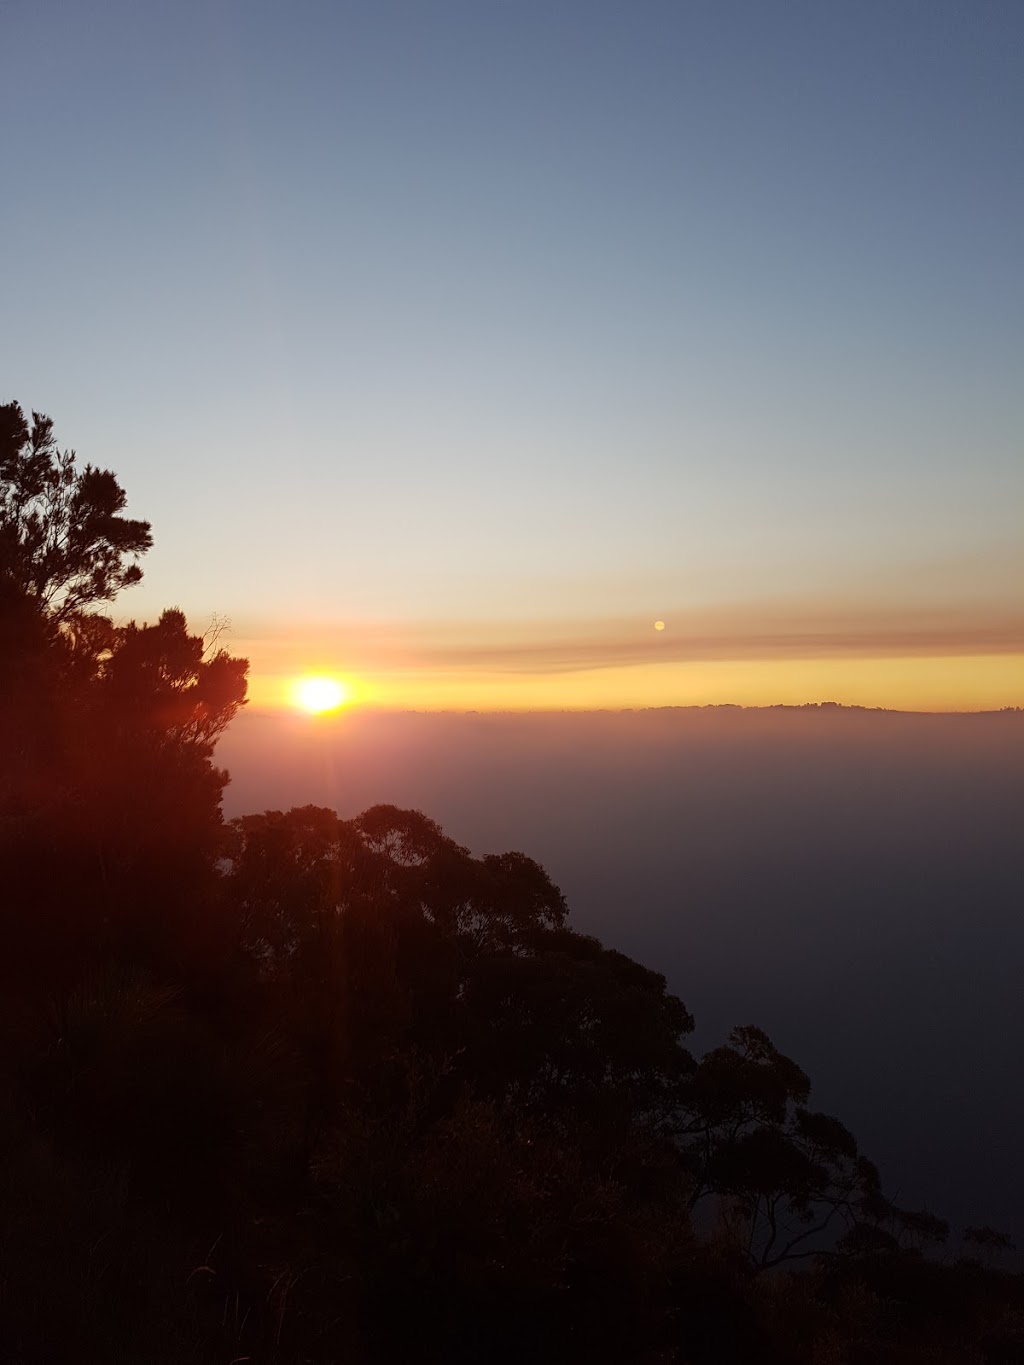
left=295, top=675, right=349, bottom=714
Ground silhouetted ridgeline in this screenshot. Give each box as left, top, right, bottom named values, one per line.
left=3, top=404, right=1023, bottom=1360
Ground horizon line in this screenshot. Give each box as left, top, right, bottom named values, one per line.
left=234, top=700, right=1024, bottom=721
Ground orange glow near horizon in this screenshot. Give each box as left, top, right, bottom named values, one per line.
left=248, top=653, right=1023, bottom=715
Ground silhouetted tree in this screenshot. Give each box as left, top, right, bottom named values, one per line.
left=0, top=404, right=246, bottom=982
left=963, top=1224, right=1017, bottom=1265
left=679, top=1025, right=887, bottom=1268
left=0, top=402, right=151, bottom=620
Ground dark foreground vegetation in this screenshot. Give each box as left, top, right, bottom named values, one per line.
left=2, top=403, right=1021, bottom=1362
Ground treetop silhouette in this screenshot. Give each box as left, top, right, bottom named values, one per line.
left=0, top=401, right=152, bottom=620
left=1, top=402, right=247, bottom=981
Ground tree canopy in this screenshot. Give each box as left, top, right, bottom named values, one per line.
left=0, top=402, right=152, bottom=620
left=0, top=404, right=247, bottom=982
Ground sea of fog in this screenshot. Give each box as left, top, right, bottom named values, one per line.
left=218, top=705, right=1023, bottom=1249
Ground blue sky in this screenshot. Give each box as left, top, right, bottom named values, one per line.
left=3, top=0, right=1021, bottom=705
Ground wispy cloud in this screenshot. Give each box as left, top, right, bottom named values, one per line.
left=234, top=599, right=1024, bottom=678
left=412, top=611, right=1024, bottom=674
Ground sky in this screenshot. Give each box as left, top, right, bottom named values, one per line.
left=3, top=0, right=1022, bottom=710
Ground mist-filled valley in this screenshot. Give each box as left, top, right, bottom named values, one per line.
left=221, top=704, right=1024, bottom=1246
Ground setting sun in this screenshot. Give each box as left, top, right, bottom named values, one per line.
left=294, top=676, right=349, bottom=714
